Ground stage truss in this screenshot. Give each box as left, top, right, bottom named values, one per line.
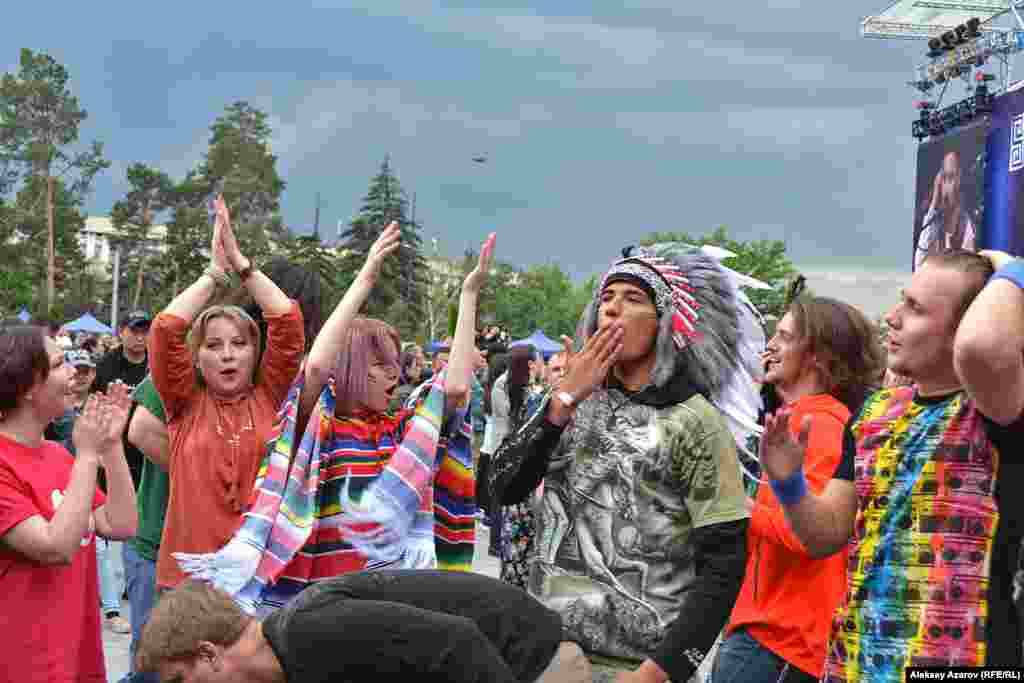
left=862, top=1, right=1017, bottom=40
left=864, top=1, right=1024, bottom=136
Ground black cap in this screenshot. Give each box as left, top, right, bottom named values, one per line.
left=122, top=310, right=152, bottom=329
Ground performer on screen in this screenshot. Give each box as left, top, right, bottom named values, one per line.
left=915, top=150, right=977, bottom=269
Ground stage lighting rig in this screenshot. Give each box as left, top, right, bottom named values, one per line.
left=910, top=89, right=991, bottom=141
left=907, top=16, right=1024, bottom=95
left=975, top=71, right=996, bottom=113
left=965, top=17, right=982, bottom=40
left=912, top=101, right=936, bottom=141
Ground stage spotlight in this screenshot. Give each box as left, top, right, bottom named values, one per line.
left=965, top=17, right=982, bottom=39
left=955, top=24, right=969, bottom=44
left=941, top=31, right=958, bottom=49
left=928, top=37, right=944, bottom=58
left=975, top=71, right=996, bottom=113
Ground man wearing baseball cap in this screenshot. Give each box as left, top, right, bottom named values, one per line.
left=90, top=311, right=152, bottom=639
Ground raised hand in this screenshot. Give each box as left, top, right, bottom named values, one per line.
left=758, top=411, right=811, bottom=483
left=462, top=233, right=496, bottom=295
left=72, top=395, right=113, bottom=460
left=210, top=195, right=232, bottom=273
left=557, top=324, right=623, bottom=405
left=359, top=221, right=401, bottom=283
left=215, top=195, right=249, bottom=273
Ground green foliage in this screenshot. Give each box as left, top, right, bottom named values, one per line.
left=110, top=163, right=174, bottom=311
left=641, top=226, right=799, bottom=319
left=491, top=263, right=589, bottom=339
left=281, top=231, right=352, bottom=325
left=0, top=48, right=109, bottom=309
left=0, top=268, right=33, bottom=313
left=340, top=157, right=427, bottom=319
left=196, top=101, right=286, bottom=263
left=158, top=174, right=214, bottom=305
left=447, top=301, right=458, bottom=339
left=9, top=176, right=90, bottom=311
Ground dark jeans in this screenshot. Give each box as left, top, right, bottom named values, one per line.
left=118, top=544, right=160, bottom=683
left=711, top=629, right=818, bottom=683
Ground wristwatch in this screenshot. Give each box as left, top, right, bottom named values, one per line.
left=555, top=391, right=576, bottom=409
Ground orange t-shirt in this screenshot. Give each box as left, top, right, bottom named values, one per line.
left=725, top=393, right=851, bottom=678
left=149, top=303, right=304, bottom=588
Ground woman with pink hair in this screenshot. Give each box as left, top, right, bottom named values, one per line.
left=177, top=224, right=498, bottom=615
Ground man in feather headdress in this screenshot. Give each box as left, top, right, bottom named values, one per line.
left=489, top=244, right=764, bottom=683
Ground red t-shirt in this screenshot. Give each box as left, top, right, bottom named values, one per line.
left=0, top=434, right=107, bottom=683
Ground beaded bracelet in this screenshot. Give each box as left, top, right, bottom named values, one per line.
left=203, top=266, right=232, bottom=289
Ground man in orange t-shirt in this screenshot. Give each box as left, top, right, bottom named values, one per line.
left=712, top=297, right=883, bottom=683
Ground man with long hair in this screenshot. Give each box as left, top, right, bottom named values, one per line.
left=760, top=250, right=1024, bottom=680
left=714, top=296, right=884, bottom=682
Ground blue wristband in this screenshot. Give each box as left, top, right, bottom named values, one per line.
left=989, top=259, right=1024, bottom=290
left=769, top=469, right=808, bottom=507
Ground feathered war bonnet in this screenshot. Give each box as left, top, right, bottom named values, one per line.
left=578, top=242, right=767, bottom=487
left=578, top=243, right=744, bottom=398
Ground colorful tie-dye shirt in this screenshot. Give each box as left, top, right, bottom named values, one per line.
left=823, top=386, right=1024, bottom=682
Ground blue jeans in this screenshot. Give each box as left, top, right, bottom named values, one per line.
left=118, top=544, right=159, bottom=683
left=95, top=538, right=124, bottom=615
left=711, top=629, right=817, bottom=683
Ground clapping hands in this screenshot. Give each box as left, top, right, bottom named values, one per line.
left=72, top=382, right=132, bottom=463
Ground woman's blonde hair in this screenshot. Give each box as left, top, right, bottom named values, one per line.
left=187, top=306, right=262, bottom=385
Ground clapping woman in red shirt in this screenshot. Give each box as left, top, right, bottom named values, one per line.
left=0, top=325, right=138, bottom=682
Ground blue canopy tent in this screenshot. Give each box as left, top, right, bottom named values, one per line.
left=63, top=313, right=113, bottom=335
left=510, top=330, right=563, bottom=358
left=16, top=307, right=31, bottom=323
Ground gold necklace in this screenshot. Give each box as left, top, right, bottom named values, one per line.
left=214, top=397, right=255, bottom=451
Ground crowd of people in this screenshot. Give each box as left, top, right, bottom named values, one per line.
left=1, top=196, right=1023, bottom=683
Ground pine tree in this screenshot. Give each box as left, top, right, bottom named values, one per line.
left=340, top=157, right=427, bottom=320
left=284, top=229, right=345, bottom=314
left=159, top=173, right=213, bottom=304
left=195, top=102, right=286, bottom=264
left=10, top=175, right=89, bottom=317
left=110, top=163, right=174, bottom=312
left=0, top=49, right=109, bottom=311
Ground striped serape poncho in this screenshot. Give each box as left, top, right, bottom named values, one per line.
left=175, top=368, right=476, bottom=615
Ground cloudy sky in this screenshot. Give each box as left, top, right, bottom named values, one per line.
left=3, top=2, right=959, bottom=315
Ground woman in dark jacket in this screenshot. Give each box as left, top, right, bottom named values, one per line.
left=494, top=344, right=545, bottom=587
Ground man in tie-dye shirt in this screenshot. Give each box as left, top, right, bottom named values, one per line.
left=759, top=249, right=1024, bottom=682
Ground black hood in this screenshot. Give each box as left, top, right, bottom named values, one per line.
left=605, top=369, right=702, bottom=409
